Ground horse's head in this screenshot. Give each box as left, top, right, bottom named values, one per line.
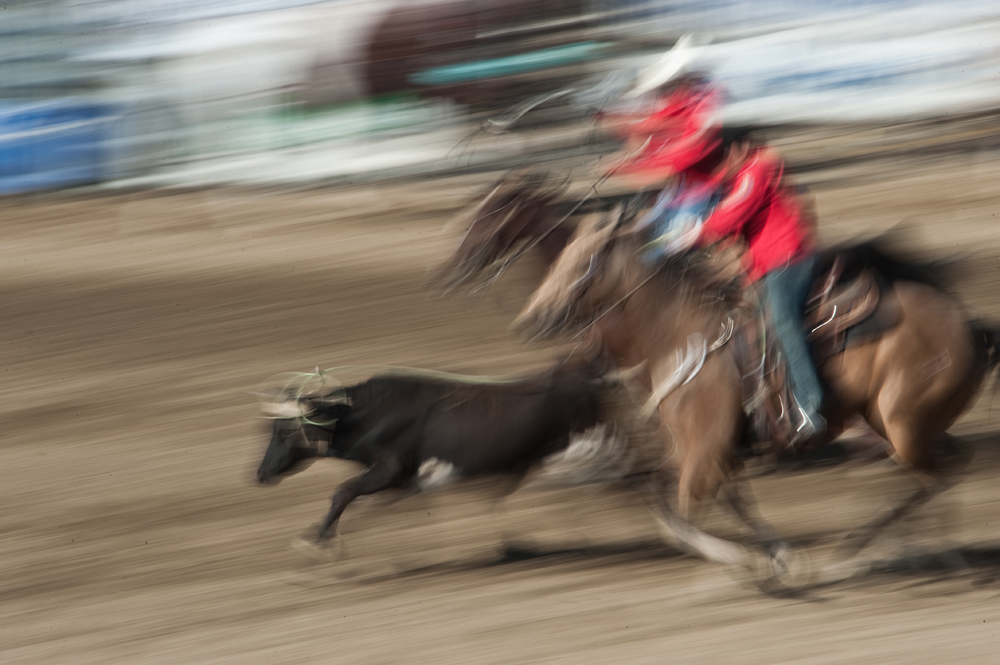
left=256, top=394, right=351, bottom=485
left=435, top=171, right=563, bottom=291
left=512, top=209, right=625, bottom=340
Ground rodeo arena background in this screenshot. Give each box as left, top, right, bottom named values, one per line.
left=4, top=0, right=1000, bottom=662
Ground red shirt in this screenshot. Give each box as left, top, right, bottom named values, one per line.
left=607, top=85, right=720, bottom=138
left=606, top=86, right=722, bottom=178
left=696, top=149, right=813, bottom=282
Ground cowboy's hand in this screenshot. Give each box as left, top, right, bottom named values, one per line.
left=663, top=222, right=701, bottom=256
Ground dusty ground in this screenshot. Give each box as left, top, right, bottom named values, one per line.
left=3, top=146, right=1000, bottom=664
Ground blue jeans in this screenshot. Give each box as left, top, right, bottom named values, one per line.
left=764, top=255, right=824, bottom=421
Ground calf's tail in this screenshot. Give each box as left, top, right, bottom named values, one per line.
left=971, top=321, right=1000, bottom=395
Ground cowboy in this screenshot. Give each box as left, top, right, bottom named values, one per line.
left=600, top=40, right=826, bottom=443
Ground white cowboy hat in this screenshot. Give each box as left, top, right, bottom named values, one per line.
left=626, top=34, right=711, bottom=98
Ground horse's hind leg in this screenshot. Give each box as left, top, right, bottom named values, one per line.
left=834, top=474, right=946, bottom=559
left=840, top=319, right=979, bottom=558
left=834, top=421, right=963, bottom=559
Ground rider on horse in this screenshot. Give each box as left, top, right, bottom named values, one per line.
left=599, top=44, right=826, bottom=444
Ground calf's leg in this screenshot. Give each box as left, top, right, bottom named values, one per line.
left=317, top=456, right=405, bottom=540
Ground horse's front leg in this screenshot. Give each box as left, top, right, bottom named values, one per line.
left=316, top=455, right=405, bottom=541
left=722, top=478, right=786, bottom=554
left=644, top=474, right=751, bottom=568
left=721, top=477, right=811, bottom=584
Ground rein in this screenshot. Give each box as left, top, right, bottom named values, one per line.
left=580, top=268, right=661, bottom=336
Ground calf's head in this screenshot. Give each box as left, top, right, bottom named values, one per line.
left=256, top=396, right=350, bottom=485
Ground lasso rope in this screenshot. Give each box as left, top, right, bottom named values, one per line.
left=309, top=364, right=532, bottom=385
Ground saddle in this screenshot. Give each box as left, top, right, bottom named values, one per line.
left=738, top=254, right=901, bottom=448
left=804, top=255, right=900, bottom=360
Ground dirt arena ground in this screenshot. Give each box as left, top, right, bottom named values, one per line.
left=3, top=146, right=1000, bottom=664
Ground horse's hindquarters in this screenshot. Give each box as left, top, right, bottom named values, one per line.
left=833, top=281, right=983, bottom=470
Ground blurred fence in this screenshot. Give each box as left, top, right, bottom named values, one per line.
left=1, top=0, right=998, bottom=192
left=652, top=0, right=1000, bottom=124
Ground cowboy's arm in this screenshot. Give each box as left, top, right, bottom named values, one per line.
left=697, top=154, right=779, bottom=244
left=601, top=97, right=686, bottom=138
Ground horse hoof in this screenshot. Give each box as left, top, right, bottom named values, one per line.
left=767, top=543, right=812, bottom=590
left=744, top=543, right=811, bottom=593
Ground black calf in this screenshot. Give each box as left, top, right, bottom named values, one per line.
left=256, top=357, right=616, bottom=542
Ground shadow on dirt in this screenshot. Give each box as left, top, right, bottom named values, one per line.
left=851, top=545, right=1000, bottom=594
left=490, top=539, right=680, bottom=567
left=753, top=430, right=1000, bottom=476
left=322, top=540, right=1000, bottom=602
left=293, top=431, right=1000, bottom=596
left=328, top=539, right=684, bottom=587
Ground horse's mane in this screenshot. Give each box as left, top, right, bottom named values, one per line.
left=436, top=170, right=567, bottom=289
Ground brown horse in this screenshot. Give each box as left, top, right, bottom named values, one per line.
left=509, top=208, right=1000, bottom=582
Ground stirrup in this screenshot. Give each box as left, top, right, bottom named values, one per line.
left=791, top=407, right=826, bottom=447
